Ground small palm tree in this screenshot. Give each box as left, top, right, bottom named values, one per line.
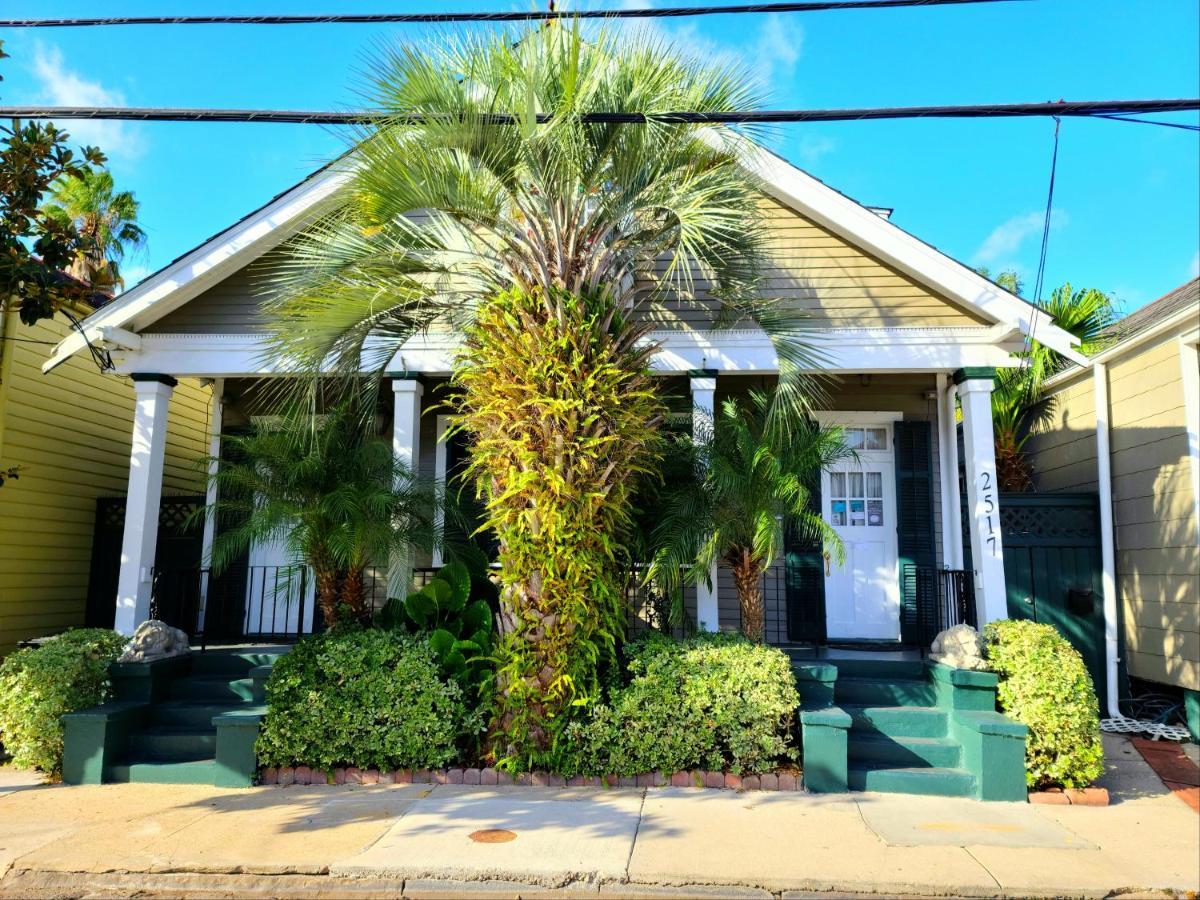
left=993, top=283, right=1117, bottom=491
left=204, top=403, right=436, bottom=626
left=42, top=169, right=145, bottom=290
left=649, top=391, right=851, bottom=642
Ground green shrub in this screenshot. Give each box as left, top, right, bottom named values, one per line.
left=0, top=628, right=126, bottom=774
left=256, top=627, right=484, bottom=772
left=984, top=619, right=1104, bottom=789
left=565, top=633, right=799, bottom=776
left=375, top=560, right=496, bottom=703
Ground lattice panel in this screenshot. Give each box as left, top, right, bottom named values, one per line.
left=1000, top=501, right=1099, bottom=545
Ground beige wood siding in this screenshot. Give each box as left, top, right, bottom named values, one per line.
left=146, top=199, right=988, bottom=336
left=1028, top=329, right=1199, bottom=692
left=0, top=310, right=212, bottom=655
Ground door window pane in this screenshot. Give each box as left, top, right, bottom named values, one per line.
left=866, top=472, right=883, bottom=498
left=844, top=428, right=865, bottom=450
left=867, top=499, right=884, bottom=526
left=830, top=499, right=847, bottom=526
left=848, top=472, right=864, bottom=498
left=864, top=427, right=887, bottom=450
left=830, top=472, right=846, bottom=498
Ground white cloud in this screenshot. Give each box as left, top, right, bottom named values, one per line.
left=30, top=43, right=144, bottom=163
left=972, top=209, right=1068, bottom=267
left=1189, top=249, right=1199, bottom=279
left=752, top=13, right=804, bottom=90
left=796, top=134, right=836, bottom=167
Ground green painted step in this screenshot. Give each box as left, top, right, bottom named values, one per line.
left=106, top=758, right=219, bottom=785
left=835, top=677, right=935, bottom=707
left=127, top=728, right=217, bottom=761
left=848, top=764, right=975, bottom=797
left=149, top=701, right=250, bottom=730
left=169, top=676, right=256, bottom=703
left=829, top=658, right=926, bottom=680
left=190, top=650, right=287, bottom=678
left=847, top=733, right=961, bottom=769
left=843, top=705, right=948, bottom=738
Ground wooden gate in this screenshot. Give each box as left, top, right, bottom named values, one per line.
left=999, top=494, right=1109, bottom=710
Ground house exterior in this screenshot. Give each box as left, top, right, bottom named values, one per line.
left=1024, top=278, right=1199, bottom=729
left=44, top=146, right=1085, bottom=651
left=0, top=302, right=212, bottom=656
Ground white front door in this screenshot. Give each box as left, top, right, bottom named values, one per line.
left=820, top=420, right=901, bottom=641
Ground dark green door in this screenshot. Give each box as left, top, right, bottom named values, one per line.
left=1000, top=495, right=1108, bottom=710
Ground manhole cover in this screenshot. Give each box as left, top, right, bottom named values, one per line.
left=470, top=828, right=517, bottom=844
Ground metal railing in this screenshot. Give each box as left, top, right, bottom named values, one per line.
left=903, top=564, right=976, bottom=648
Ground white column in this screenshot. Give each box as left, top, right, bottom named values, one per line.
left=114, top=375, right=175, bottom=635
left=938, top=375, right=964, bottom=569
left=431, top=414, right=450, bottom=568
left=389, top=376, right=424, bottom=596
left=955, top=370, right=1006, bottom=625
left=197, top=378, right=224, bottom=629
left=690, top=371, right=720, bottom=632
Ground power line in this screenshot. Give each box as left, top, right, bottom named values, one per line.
left=2, top=99, right=1197, bottom=126
left=0, top=0, right=1031, bottom=28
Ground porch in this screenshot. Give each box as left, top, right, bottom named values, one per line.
left=105, top=366, right=1005, bottom=650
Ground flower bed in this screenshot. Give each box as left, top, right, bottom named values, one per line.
left=258, top=764, right=804, bottom=791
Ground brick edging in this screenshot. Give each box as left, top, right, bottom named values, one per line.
left=257, top=765, right=802, bottom=791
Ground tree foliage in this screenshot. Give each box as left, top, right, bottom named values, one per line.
left=203, top=401, right=436, bottom=627
left=0, top=42, right=107, bottom=325
left=649, top=391, right=851, bottom=641
left=42, top=168, right=146, bottom=291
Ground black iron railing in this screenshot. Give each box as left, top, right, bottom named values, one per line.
left=903, top=564, right=976, bottom=648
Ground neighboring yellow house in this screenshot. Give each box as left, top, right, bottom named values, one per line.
left=0, top=302, right=212, bottom=656
left=1025, top=278, right=1199, bottom=725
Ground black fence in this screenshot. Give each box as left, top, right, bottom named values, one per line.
left=902, top=564, right=976, bottom=648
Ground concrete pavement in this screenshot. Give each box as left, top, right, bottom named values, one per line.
left=0, top=735, right=1196, bottom=899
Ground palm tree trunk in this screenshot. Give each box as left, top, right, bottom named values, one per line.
left=455, top=286, right=660, bottom=769
left=339, top=568, right=369, bottom=623
left=315, top=567, right=342, bottom=628
left=729, top=548, right=766, bottom=643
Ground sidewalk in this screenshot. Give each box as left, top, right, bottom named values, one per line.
left=1, top=735, right=1196, bottom=899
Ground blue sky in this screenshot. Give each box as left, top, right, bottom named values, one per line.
left=2, top=0, right=1197, bottom=312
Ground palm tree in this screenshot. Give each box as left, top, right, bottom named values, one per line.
left=992, top=283, right=1117, bottom=491
left=204, top=403, right=436, bottom=627
left=42, top=169, right=145, bottom=291
left=265, top=24, right=823, bottom=768
left=649, top=391, right=851, bottom=643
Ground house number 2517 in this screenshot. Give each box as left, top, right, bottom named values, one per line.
left=978, top=471, right=998, bottom=557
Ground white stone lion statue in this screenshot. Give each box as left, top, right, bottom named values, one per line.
left=119, top=619, right=190, bottom=663
left=929, top=624, right=988, bottom=671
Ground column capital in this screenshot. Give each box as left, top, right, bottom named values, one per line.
left=390, top=375, right=425, bottom=394
left=952, top=367, right=997, bottom=387
left=130, top=373, right=178, bottom=389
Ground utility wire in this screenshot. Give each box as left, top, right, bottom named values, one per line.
left=2, top=99, right=1197, bottom=125
left=0, top=0, right=1032, bottom=28
left=1032, top=116, right=1061, bottom=305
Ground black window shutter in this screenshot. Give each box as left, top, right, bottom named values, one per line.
left=894, top=420, right=936, bottom=644
left=785, top=474, right=827, bottom=644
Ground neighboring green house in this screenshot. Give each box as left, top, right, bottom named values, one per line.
left=0, top=301, right=212, bottom=656
left=1024, top=278, right=1200, bottom=737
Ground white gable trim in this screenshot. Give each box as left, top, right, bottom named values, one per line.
left=44, top=166, right=349, bottom=372
left=47, top=138, right=1086, bottom=372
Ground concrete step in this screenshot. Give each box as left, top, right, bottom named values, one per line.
left=847, top=733, right=962, bottom=769
left=106, top=758, right=218, bottom=785
left=169, top=676, right=256, bottom=703
left=190, top=650, right=286, bottom=678
left=848, top=764, right=976, bottom=797
left=843, top=705, right=949, bottom=739
left=835, top=677, right=935, bottom=707
left=148, top=701, right=250, bottom=730
left=828, top=657, right=926, bottom=680
left=127, top=728, right=217, bottom=762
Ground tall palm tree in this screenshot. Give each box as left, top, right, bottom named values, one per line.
left=42, top=169, right=146, bottom=291
left=265, top=24, right=823, bottom=768
left=648, top=391, right=851, bottom=643
left=993, top=283, right=1117, bottom=491
left=205, top=403, right=436, bottom=627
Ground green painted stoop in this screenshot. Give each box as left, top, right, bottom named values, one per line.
left=792, top=654, right=1028, bottom=802
left=62, top=648, right=286, bottom=788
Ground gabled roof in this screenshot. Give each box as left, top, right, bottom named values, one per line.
left=46, top=140, right=1086, bottom=372
left=1106, top=278, right=1198, bottom=345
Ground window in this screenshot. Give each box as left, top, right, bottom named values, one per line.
left=841, top=427, right=887, bottom=451
left=829, top=469, right=885, bottom=527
